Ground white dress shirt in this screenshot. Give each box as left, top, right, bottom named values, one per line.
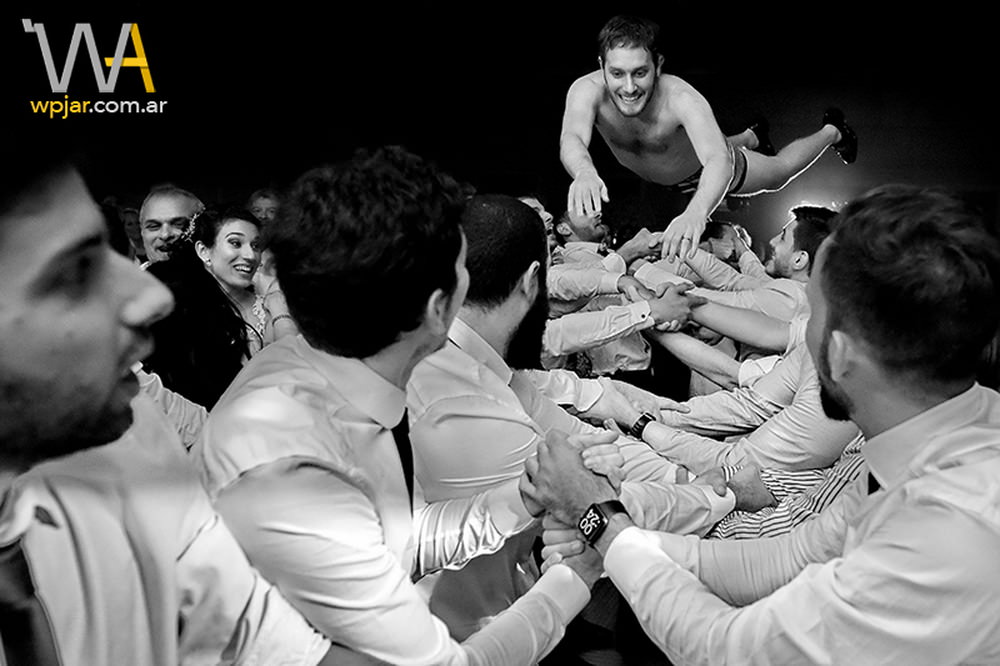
left=603, top=384, right=1000, bottom=665
left=653, top=344, right=859, bottom=472
left=0, top=391, right=330, bottom=666
left=553, top=242, right=653, bottom=374
left=547, top=263, right=623, bottom=315
left=635, top=253, right=808, bottom=323
left=406, top=319, right=734, bottom=639
left=196, top=334, right=591, bottom=665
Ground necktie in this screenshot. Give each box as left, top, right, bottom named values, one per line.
left=392, top=410, right=415, bottom=512
left=0, top=539, right=62, bottom=666
left=867, top=471, right=881, bottom=495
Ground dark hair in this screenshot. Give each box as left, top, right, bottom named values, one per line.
left=790, top=205, right=837, bottom=274
left=143, top=206, right=263, bottom=407
left=701, top=220, right=734, bottom=242
left=271, top=145, right=465, bottom=357
left=598, top=15, right=661, bottom=62
left=821, top=184, right=1000, bottom=384
left=462, top=194, right=548, bottom=308
left=193, top=206, right=262, bottom=247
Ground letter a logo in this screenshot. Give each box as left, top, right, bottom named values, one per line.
left=22, top=19, right=155, bottom=93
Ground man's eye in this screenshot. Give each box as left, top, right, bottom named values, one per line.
left=51, top=252, right=100, bottom=295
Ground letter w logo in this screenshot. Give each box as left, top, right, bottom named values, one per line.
left=22, top=19, right=155, bottom=93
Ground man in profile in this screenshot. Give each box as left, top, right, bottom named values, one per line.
left=0, top=135, right=371, bottom=663
left=529, top=184, right=1000, bottom=663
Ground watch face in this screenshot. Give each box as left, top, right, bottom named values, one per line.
left=578, top=505, right=607, bottom=543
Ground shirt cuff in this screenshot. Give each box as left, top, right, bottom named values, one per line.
left=574, top=378, right=605, bottom=412
left=532, top=561, right=592, bottom=621
left=599, top=271, right=625, bottom=295
left=688, top=484, right=736, bottom=523
left=628, top=300, right=654, bottom=330
left=488, top=478, right=538, bottom=533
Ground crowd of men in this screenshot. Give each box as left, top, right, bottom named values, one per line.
left=2, top=13, right=999, bottom=666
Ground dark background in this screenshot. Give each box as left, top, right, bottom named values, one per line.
left=5, top=2, right=998, bottom=245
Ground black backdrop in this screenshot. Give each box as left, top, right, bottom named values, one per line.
left=5, top=2, right=998, bottom=244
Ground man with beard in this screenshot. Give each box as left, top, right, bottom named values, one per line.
left=561, top=14, right=857, bottom=261
left=528, top=184, right=1000, bottom=664
left=0, top=136, right=375, bottom=664
left=635, top=205, right=837, bottom=324
left=406, top=194, right=735, bottom=650
left=196, top=147, right=621, bottom=665
left=551, top=206, right=696, bottom=397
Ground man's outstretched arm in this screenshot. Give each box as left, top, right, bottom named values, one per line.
left=560, top=76, right=608, bottom=216
left=660, top=87, right=733, bottom=260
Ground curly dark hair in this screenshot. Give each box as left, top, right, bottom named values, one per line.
left=270, top=145, right=466, bottom=357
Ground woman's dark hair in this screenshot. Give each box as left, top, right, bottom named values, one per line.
left=143, top=207, right=262, bottom=407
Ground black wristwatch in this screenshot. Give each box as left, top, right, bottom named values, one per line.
left=629, top=411, right=655, bottom=439
left=577, top=499, right=630, bottom=546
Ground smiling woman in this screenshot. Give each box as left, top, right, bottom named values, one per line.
left=142, top=207, right=292, bottom=408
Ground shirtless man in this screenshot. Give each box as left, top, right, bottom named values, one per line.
left=560, top=15, right=857, bottom=260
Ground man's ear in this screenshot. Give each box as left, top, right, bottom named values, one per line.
left=598, top=56, right=604, bottom=70
left=792, top=250, right=810, bottom=273
left=655, top=53, right=664, bottom=74
left=520, top=261, right=541, bottom=302
left=424, top=287, right=453, bottom=336
left=826, top=329, right=859, bottom=382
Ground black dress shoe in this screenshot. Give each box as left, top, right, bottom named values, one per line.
left=823, top=107, right=858, bottom=164
left=746, top=115, right=775, bottom=156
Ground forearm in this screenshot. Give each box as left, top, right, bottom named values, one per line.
left=691, top=301, right=790, bottom=352
left=642, top=421, right=757, bottom=474
left=659, top=383, right=784, bottom=437
left=414, top=479, right=536, bottom=576
left=685, top=248, right=766, bottom=291
left=683, top=154, right=731, bottom=220
left=646, top=330, right=740, bottom=389
left=560, top=134, right=598, bottom=179
left=620, top=480, right=735, bottom=536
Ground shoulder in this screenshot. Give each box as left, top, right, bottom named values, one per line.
left=567, top=71, right=605, bottom=101
left=407, top=343, right=484, bottom=409
left=659, top=74, right=711, bottom=112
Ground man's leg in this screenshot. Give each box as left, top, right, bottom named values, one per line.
left=734, top=124, right=841, bottom=195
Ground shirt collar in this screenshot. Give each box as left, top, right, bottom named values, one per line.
left=864, top=383, right=986, bottom=489
left=564, top=240, right=606, bottom=255
left=296, top=336, right=406, bottom=429
left=449, top=317, right=513, bottom=385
